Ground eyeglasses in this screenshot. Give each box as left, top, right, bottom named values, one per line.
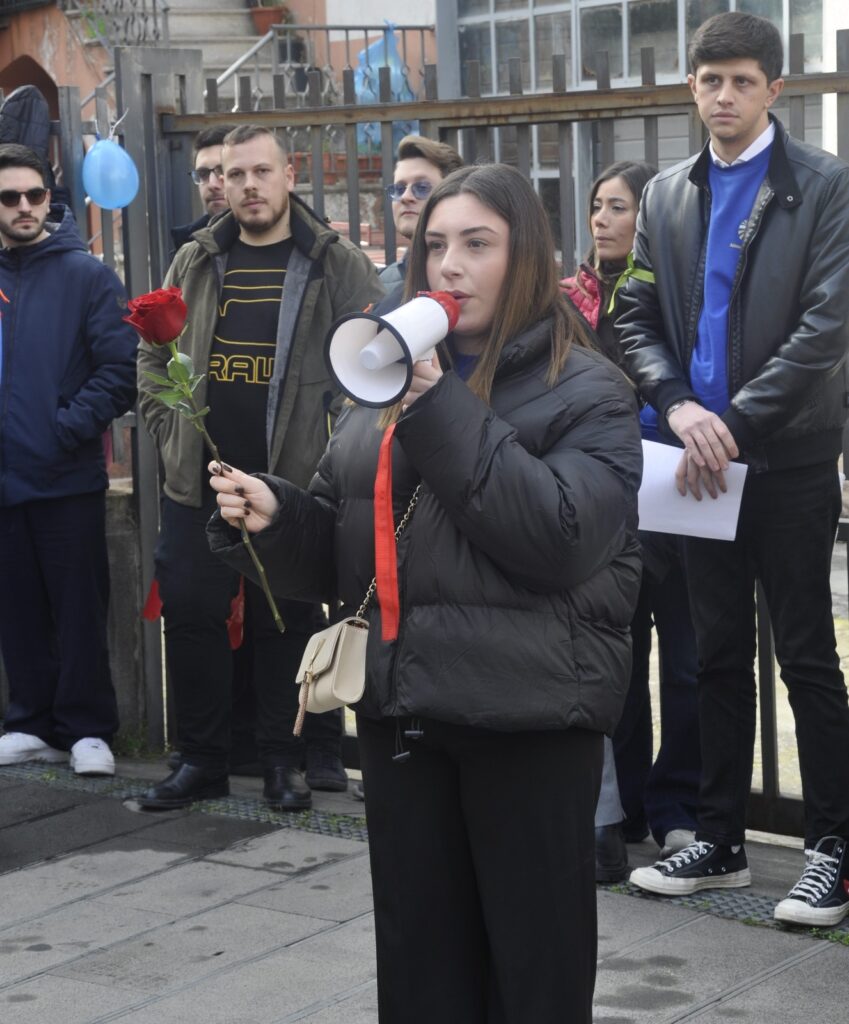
left=189, top=166, right=224, bottom=185
left=0, top=188, right=49, bottom=208
left=385, top=180, right=434, bottom=202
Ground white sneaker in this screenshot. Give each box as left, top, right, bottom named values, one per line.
left=660, top=828, right=697, bottom=859
left=69, top=738, right=115, bottom=776
left=0, top=732, right=67, bottom=765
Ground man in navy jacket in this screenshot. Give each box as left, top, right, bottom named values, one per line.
left=0, top=143, right=137, bottom=775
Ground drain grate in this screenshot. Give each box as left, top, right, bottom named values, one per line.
left=599, top=879, right=849, bottom=938
left=4, top=763, right=848, bottom=942
left=0, top=763, right=369, bottom=842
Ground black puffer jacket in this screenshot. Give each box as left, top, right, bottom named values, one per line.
left=616, top=117, right=849, bottom=472
left=209, top=318, right=643, bottom=734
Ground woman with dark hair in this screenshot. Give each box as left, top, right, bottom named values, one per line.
left=206, top=163, right=642, bottom=1023
left=564, top=160, right=657, bottom=363
left=565, top=161, right=702, bottom=883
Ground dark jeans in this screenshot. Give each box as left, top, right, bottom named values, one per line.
left=358, top=715, right=602, bottom=1024
left=155, top=495, right=341, bottom=769
left=613, top=534, right=701, bottom=846
left=0, top=492, right=118, bottom=748
left=684, top=460, right=849, bottom=847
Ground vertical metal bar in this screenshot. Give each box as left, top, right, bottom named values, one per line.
left=756, top=582, right=781, bottom=802
left=788, top=34, right=805, bottom=141
left=379, top=66, right=397, bottom=268
left=464, top=60, right=481, bottom=163
left=237, top=75, right=252, bottom=113
left=95, top=87, right=115, bottom=270
left=553, top=55, right=575, bottom=276
left=273, top=74, right=286, bottom=110
left=689, top=107, right=706, bottom=155
left=343, top=69, right=360, bottom=248
left=56, top=86, right=87, bottom=231
left=509, top=58, right=530, bottom=181
left=308, top=70, right=325, bottom=219
left=205, top=77, right=218, bottom=114
left=594, top=51, right=614, bottom=172
left=641, top=47, right=659, bottom=169
left=837, top=29, right=849, bottom=165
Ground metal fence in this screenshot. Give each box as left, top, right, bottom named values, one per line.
left=42, top=33, right=849, bottom=834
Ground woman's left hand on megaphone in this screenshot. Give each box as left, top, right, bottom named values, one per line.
left=208, top=460, right=280, bottom=533
left=402, top=354, right=443, bottom=410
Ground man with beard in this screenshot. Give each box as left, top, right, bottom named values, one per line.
left=0, top=144, right=137, bottom=775
left=169, top=124, right=234, bottom=256
left=138, top=125, right=383, bottom=811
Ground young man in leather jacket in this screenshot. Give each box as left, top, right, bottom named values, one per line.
left=617, top=12, right=849, bottom=928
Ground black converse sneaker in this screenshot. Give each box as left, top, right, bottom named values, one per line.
left=774, top=836, right=849, bottom=927
left=629, top=839, right=751, bottom=895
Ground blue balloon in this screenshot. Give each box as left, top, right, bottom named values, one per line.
left=82, top=138, right=139, bottom=209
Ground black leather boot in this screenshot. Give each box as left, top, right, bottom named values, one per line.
left=263, top=766, right=312, bottom=811
left=138, top=763, right=229, bottom=809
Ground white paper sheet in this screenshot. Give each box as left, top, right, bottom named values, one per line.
left=637, top=439, right=748, bottom=541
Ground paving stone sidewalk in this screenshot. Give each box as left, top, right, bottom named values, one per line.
left=0, top=758, right=847, bottom=1023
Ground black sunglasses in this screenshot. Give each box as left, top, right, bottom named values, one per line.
left=385, top=180, right=434, bottom=201
left=189, top=166, right=224, bottom=184
left=0, top=188, right=49, bottom=208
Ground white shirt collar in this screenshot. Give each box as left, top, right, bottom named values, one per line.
left=710, top=122, right=775, bottom=168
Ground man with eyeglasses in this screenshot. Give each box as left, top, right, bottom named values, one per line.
left=138, top=125, right=383, bottom=812
left=0, top=143, right=137, bottom=776
left=376, top=135, right=462, bottom=311
left=170, top=124, right=235, bottom=257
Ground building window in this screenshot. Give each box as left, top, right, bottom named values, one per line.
left=496, top=19, right=531, bottom=92
left=459, top=23, right=494, bottom=94
left=534, top=11, right=572, bottom=90
left=459, top=0, right=491, bottom=15
left=629, top=0, right=679, bottom=76
left=581, top=4, right=624, bottom=81
left=685, top=0, right=729, bottom=39
left=790, top=0, right=823, bottom=70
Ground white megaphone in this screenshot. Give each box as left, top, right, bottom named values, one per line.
left=325, top=291, right=461, bottom=408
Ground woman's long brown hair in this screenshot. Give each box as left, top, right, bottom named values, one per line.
left=379, top=163, right=592, bottom=426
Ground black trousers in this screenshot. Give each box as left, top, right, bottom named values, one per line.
left=0, top=492, right=119, bottom=748
left=613, top=539, right=700, bottom=845
left=155, top=495, right=341, bottom=768
left=684, top=460, right=849, bottom=847
left=357, top=714, right=602, bottom=1024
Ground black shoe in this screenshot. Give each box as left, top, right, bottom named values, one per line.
left=774, top=836, right=849, bottom=927
left=138, top=763, right=229, bottom=810
left=305, top=749, right=348, bottom=792
left=263, top=766, right=312, bottom=811
left=595, top=824, right=630, bottom=883
left=630, top=839, right=751, bottom=895
left=166, top=749, right=182, bottom=770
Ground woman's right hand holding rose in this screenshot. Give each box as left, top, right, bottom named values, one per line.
left=208, top=462, right=280, bottom=533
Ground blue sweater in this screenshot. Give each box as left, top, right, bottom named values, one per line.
left=691, top=145, right=772, bottom=415
left=0, top=207, right=138, bottom=506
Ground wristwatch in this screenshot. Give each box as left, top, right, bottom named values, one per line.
left=665, top=399, right=693, bottom=421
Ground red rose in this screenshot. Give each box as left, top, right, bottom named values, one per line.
left=124, top=286, right=188, bottom=345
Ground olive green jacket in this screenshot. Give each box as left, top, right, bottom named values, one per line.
left=138, top=195, right=384, bottom=507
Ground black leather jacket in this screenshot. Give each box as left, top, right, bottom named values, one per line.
left=616, top=117, right=849, bottom=472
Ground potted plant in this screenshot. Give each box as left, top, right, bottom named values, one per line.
left=247, top=0, right=293, bottom=36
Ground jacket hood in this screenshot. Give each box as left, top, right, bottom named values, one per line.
left=190, top=192, right=340, bottom=261
left=0, top=204, right=85, bottom=267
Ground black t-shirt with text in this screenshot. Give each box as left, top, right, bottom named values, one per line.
left=205, top=237, right=294, bottom=474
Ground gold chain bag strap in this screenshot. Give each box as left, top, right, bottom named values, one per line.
left=293, top=484, right=421, bottom=736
